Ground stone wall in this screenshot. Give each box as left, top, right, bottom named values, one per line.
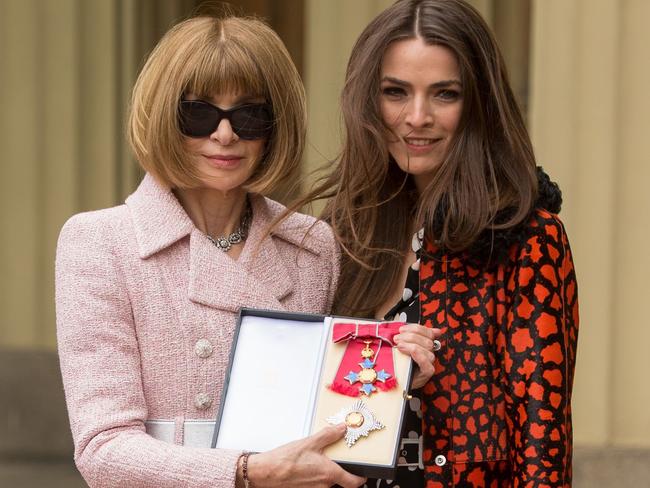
left=0, top=349, right=72, bottom=460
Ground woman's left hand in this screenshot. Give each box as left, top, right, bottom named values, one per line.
left=393, top=323, right=442, bottom=389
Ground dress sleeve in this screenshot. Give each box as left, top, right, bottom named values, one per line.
left=55, top=213, right=241, bottom=488
left=504, top=214, right=579, bottom=487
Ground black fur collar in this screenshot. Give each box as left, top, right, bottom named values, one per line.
left=435, top=166, right=562, bottom=267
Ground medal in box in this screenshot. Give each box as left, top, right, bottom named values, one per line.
left=211, top=308, right=415, bottom=478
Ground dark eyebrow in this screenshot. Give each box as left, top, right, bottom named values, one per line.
left=380, top=76, right=462, bottom=89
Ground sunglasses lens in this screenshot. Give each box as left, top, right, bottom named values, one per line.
left=229, top=104, right=274, bottom=140
left=178, top=100, right=274, bottom=139
left=179, top=101, right=218, bottom=137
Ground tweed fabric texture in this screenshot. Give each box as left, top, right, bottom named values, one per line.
left=55, top=174, right=340, bottom=487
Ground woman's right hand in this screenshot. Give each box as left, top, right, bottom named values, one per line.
left=243, top=423, right=366, bottom=488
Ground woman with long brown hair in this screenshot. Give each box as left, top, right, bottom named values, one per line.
left=297, top=0, right=579, bottom=486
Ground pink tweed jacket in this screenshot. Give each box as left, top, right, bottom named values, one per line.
left=55, top=173, right=340, bottom=487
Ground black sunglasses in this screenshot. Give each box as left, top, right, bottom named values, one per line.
left=178, top=99, right=274, bottom=140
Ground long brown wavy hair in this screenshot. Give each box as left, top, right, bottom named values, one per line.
left=292, top=0, right=538, bottom=317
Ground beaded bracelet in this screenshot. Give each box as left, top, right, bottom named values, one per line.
left=241, top=451, right=252, bottom=488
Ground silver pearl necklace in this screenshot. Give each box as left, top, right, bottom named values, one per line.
left=206, top=200, right=252, bottom=252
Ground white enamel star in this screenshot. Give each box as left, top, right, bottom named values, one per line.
left=326, top=399, right=384, bottom=447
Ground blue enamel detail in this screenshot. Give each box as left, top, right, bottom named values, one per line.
left=344, top=371, right=359, bottom=384
left=376, top=370, right=391, bottom=382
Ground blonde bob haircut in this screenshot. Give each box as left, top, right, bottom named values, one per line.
left=128, top=15, right=306, bottom=194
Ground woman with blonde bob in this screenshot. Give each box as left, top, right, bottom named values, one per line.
left=55, top=15, right=365, bottom=488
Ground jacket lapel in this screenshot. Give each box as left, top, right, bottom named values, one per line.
left=187, top=195, right=294, bottom=312
left=126, top=174, right=194, bottom=258
left=127, top=174, right=295, bottom=313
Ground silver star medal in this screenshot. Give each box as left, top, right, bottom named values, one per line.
left=326, top=399, right=384, bottom=447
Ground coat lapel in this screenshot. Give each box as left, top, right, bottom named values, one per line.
left=127, top=174, right=295, bottom=313
left=187, top=195, right=294, bottom=312
left=126, top=174, right=194, bottom=258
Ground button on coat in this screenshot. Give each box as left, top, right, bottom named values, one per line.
left=194, top=339, right=213, bottom=359
left=194, top=393, right=212, bottom=410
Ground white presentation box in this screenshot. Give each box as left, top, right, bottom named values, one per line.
left=211, top=308, right=414, bottom=479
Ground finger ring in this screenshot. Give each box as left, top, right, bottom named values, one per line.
left=432, top=339, right=441, bottom=352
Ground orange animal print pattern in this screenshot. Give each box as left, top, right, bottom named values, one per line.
left=419, top=209, right=579, bottom=487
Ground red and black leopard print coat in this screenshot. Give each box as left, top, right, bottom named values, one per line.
left=419, top=204, right=579, bottom=488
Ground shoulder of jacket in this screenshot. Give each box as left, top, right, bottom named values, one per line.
left=528, top=208, right=567, bottom=240
left=58, top=205, right=130, bottom=248
left=259, top=196, right=336, bottom=257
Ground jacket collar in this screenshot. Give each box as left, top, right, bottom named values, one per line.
left=126, top=173, right=326, bottom=258
left=428, top=166, right=564, bottom=267
left=187, top=194, right=295, bottom=311
left=125, top=173, right=310, bottom=311
left=126, top=173, right=195, bottom=259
